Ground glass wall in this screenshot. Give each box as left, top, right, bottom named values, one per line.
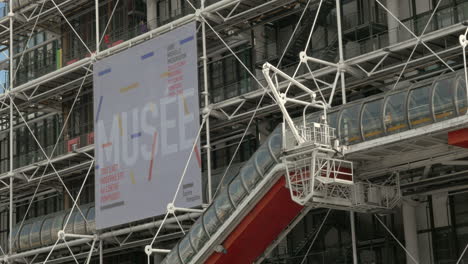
left=326, top=71, right=467, bottom=145
left=339, top=104, right=362, bottom=145
left=456, top=74, right=467, bottom=115
left=384, top=91, right=408, bottom=135
left=433, top=77, right=455, bottom=121
left=408, top=85, right=433, bottom=128
left=361, top=99, right=383, bottom=140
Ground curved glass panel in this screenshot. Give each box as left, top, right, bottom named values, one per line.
left=162, top=246, right=182, bottom=264
left=11, top=226, right=20, bottom=251
left=30, top=218, right=43, bottom=248
left=254, top=146, right=272, bottom=175
left=267, top=129, right=282, bottom=156
left=51, top=213, right=66, bottom=242
left=339, top=104, right=362, bottom=145
left=433, top=78, right=455, bottom=121
left=327, top=111, right=339, bottom=130
left=189, top=219, right=209, bottom=252
left=64, top=211, right=77, bottom=234
left=74, top=208, right=87, bottom=235
left=408, top=86, right=433, bottom=128
left=19, top=223, right=32, bottom=251
left=456, top=75, right=467, bottom=115
left=41, top=217, right=54, bottom=246
left=178, top=235, right=196, bottom=263
left=228, top=176, right=248, bottom=206
left=240, top=162, right=261, bottom=191
left=361, top=99, right=384, bottom=140
left=214, top=188, right=234, bottom=222
left=86, top=207, right=96, bottom=234
left=203, top=205, right=221, bottom=236
left=384, top=92, right=408, bottom=134
left=305, top=112, right=321, bottom=124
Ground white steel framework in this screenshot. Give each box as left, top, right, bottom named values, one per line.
left=1, top=0, right=468, bottom=263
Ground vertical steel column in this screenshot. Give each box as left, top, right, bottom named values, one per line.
left=95, top=0, right=100, bottom=53
left=201, top=0, right=212, bottom=203
left=402, top=201, right=420, bottom=264
left=8, top=0, right=14, bottom=260
left=99, top=239, right=103, bottom=264
left=350, top=212, right=358, bottom=264
left=335, top=0, right=346, bottom=104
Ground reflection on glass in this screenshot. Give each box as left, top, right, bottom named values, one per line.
left=408, top=86, right=433, bottom=128
left=384, top=92, right=408, bottom=134
left=433, top=78, right=454, bottom=121
left=456, top=75, right=467, bottom=115
left=20, top=223, right=32, bottom=250
left=189, top=219, right=208, bottom=251
left=203, top=205, right=221, bottom=236
left=327, top=112, right=339, bottom=130
left=30, top=220, right=43, bottom=248
left=339, top=104, right=362, bottom=145
left=179, top=235, right=195, bottom=262
left=362, top=99, right=384, bottom=140
left=41, top=217, right=54, bottom=246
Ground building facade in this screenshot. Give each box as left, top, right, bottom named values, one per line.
left=0, top=0, right=467, bottom=263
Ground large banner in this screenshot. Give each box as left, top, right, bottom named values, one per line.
left=93, top=22, right=201, bottom=229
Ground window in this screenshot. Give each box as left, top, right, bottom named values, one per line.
left=456, top=74, right=467, bottom=115
left=157, top=0, right=170, bottom=23
left=339, top=104, right=362, bottom=145
left=362, top=99, right=384, bottom=140
left=433, top=77, right=455, bottom=121
left=384, top=92, right=408, bottom=134
left=408, top=86, right=433, bottom=128
left=327, top=111, right=339, bottom=130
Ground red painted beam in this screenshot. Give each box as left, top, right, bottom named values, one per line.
left=205, top=176, right=303, bottom=264
left=448, top=128, right=468, bottom=148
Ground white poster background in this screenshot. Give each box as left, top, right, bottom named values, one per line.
left=93, top=22, right=201, bottom=229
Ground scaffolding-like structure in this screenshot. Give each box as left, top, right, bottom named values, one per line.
left=1, top=0, right=468, bottom=263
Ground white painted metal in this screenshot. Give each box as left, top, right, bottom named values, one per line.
left=2, top=0, right=468, bottom=263
left=402, top=201, right=420, bottom=264
left=189, top=164, right=287, bottom=264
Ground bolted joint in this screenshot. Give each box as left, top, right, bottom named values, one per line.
left=144, top=245, right=153, bottom=256
left=8, top=12, right=14, bottom=18
left=195, top=9, right=202, bottom=18
left=166, top=203, right=175, bottom=214
left=202, top=143, right=211, bottom=151
left=299, top=51, right=307, bottom=62
left=202, top=106, right=211, bottom=117
left=214, top=245, right=227, bottom=254
left=58, top=230, right=65, bottom=240
left=337, top=62, right=346, bottom=72
left=310, top=92, right=317, bottom=102
left=460, top=34, right=468, bottom=48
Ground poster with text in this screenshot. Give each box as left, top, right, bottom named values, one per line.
left=93, top=22, right=201, bottom=229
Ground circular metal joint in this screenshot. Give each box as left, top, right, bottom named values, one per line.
left=58, top=230, right=65, bottom=240
left=144, top=245, right=153, bottom=256
left=167, top=203, right=175, bottom=214
left=202, top=106, right=211, bottom=116
left=299, top=51, right=307, bottom=62
left=460, top=34, right=468, bottom=47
